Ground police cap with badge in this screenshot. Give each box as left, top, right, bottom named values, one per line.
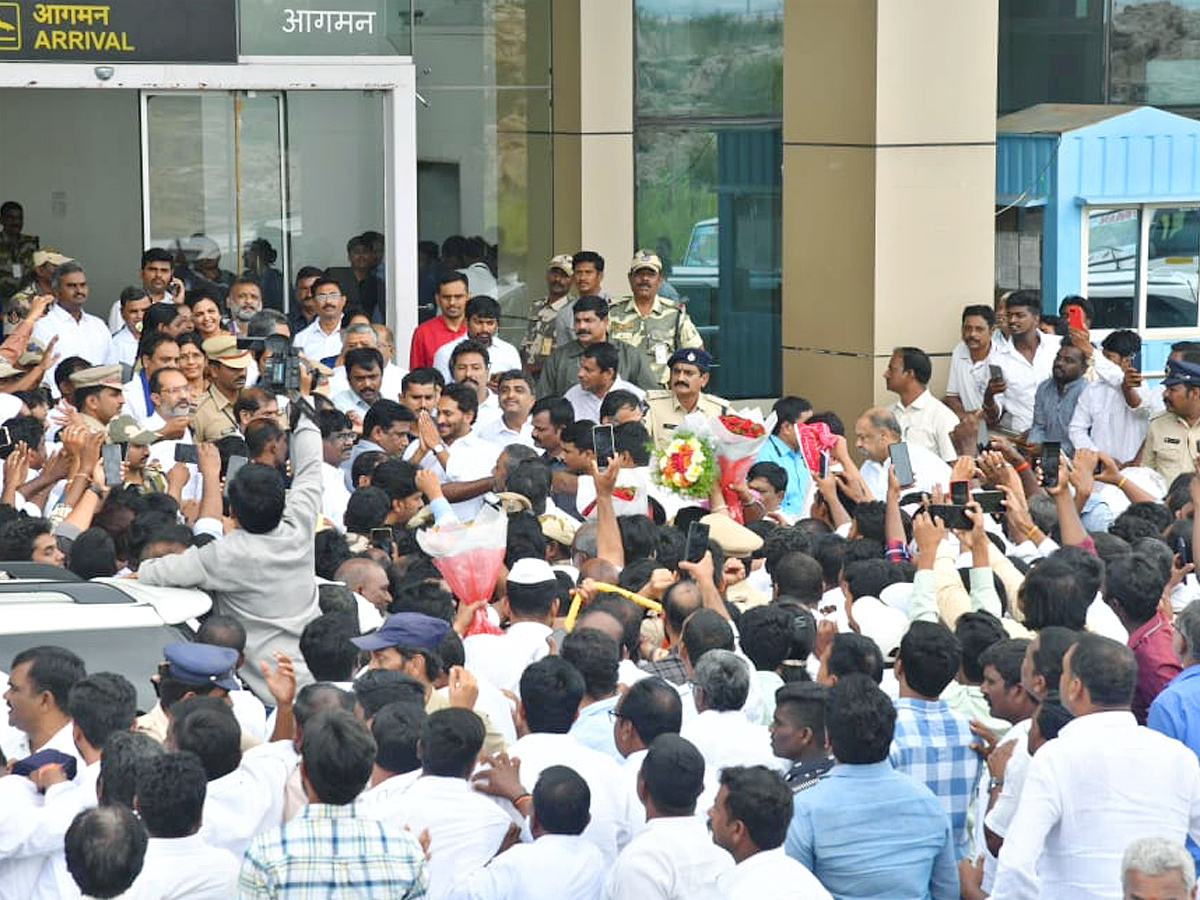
left=160, top=642, right=241, bottom=691
left=667, top=347, right=713, bottom=373
left=1162, top=358, right=1200, bottom=388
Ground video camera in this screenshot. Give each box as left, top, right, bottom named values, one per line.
left=237, top=335, right=304, bottom=394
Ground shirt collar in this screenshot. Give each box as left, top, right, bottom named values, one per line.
left=1128, top=610, right=1170, bottom=649
left=299, top=801, right=363, bottom=820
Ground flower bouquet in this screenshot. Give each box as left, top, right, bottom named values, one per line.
left=712, top=408, right=777, bottom=523
left=651, top=431, right=718, bottom=500
left=415, top=503, right=506, bottom=637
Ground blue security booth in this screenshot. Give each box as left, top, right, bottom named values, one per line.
left=996, top=104, right=1200, bottom=374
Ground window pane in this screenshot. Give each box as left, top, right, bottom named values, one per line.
left=635, top=1, right=783, bottom=119
left=1086, top=207, right=1140, bottom=329
left=636, top=126, right=781, bottom=399
left=1147, top=206, right=1200, bottom=329
left=1111, top=2, right=1200, bottom=105
left=998, top=0, right=1105, bottom=114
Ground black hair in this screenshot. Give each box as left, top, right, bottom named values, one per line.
left=893, top=346, right=932, bottom=385
left=10, top=645, right=86, bottom=712
left=352, top=669, right=426, bottom=720
left=0, top=415, right=44, bottom=459
left=300, top=709, right=377, bottom=804
left=1068, top=633, right=1137, bottom=707
left=600, top=389, right=642, bottom=422
left=371, top=458, right=419, bottom=502
left=955, top=611, right=1006, bottom=684
left=572, top=250, right=605, bottom=271
left=419, top=707, right=486, bottom=778
left=520, top=656, right=586, bottom=734
left=718, top=765, right=794, bottom=851
left=64, top=806, right=147, bottom=900
left=372, top=701, right=427, bottom=775
left=844, top=558, right=901, bottom=601
left=98, top=732, right=164, bottom=808
left=344, top=346, right=384, bottom=376
left=196, top=614, right=246, bottom=654
left=134, top=751, right=207, bottom=838
left=1031, top=626, right=1079, bottom=691
left=618, top=514, right=658, bottom=563
left=581, top=341, right=619, bottom=375
left=640, top=734, right=705, bottom=814
left=441, top=382, right=479, bottom=421
left=747, top=461, right=788, bottom=494
left=170, top=696, right=241, bottom=781
left=738, top=605, right=794, bottom=672
left=899, top=621, right=960, bottom=698
left=961, top=304, right=996, bottom=327
left=436, top=270, right=469, bottom=293
left=345, top=487, right=391, bottom=534
left=827, top=632, right=884, bottom=683
left=773, top=552, right=824, bottom=602
left=978, top=638, right=1030, bottom=689
left=613, top=421, right=652, bottom=466
left=774, top=681, right=828, bottom=744
left=401, top=367, right=445, bottom=393
left=0, top=515, right=55, bottom=562
left=300, top=612, right=361, bottom=682
left=619, top=676, right=682, bottom=745
left=351, top=450, right=387, bottom=487
left=363, top=399, right=414, bottom=438
left=532, top=396, right=574, bottom=429
left=1022, top=556, right=1093, bottom=631
left=763, top=527, right=812, bottom=578
left=1101, top=328, right=1141, bottom=359
left=294, top=682, right=355, bottom=732
left=68, top=673, right=136, bottom=750
left=68, top=527, right=118, bottom=579
left=1105, top=553, right=1169, bottom=626
left=770, top=396, right=813, bottom=432
left=449, top=337, right=490, bottom=372
left=227, top=462, right=286, bottom=534
left=826, top=672, right=895, bottom=763
left=681, top=608, right=735, bottom=666
left=561, top=628, right=620, bottom=699
left=1059, top=294, right=1094, bottom=323
left=533, top=765, right=591, bottom=836
left=1005, top=289, right=1041, bottom=314
left=507, top=458, right=553, bottom=515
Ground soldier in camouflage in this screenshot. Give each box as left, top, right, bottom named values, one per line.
left=0, top=202, right=39, bottom=308
left=521, top=254, right=574, bottom=375
left=608, top=250, right=703, bottom=387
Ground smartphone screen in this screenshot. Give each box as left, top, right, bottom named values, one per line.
left=973, top=490, right=1005, bottom=514
left=224, top=454, right=249, bottom=497
left=593, top=424, right=615, bottom=469
left=989, top=364, right=1002, bottom=381
left=1040, top=442, right=1061, bottom=488
left=370, top=527, right=394, bottom=555
left=174, top=444, right=199, bottom=465
left=818, top=451, right=829, bottom=479
left=927, top=504, right=973, bottom=530
left=101, top=444, right=122, bottom=487
left=685, top=521, right=710, bottom=564
left=950, top=480, right=969, bottom=506
left=888, top=442, right=914, bottom=487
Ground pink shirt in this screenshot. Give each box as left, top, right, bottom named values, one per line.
left=1129, top=610, right=1183, bottom=725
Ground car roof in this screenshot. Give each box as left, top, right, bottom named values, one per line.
left=0, top=573, right=211, bottom=635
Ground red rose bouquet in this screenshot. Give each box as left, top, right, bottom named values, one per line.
left=710, top=407, right=777, bottom=523
left=415, top=504, right=506, bottom=636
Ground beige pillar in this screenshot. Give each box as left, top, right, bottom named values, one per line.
left=782, top=0, right=998, bottom=426
left=550, top=0, right=635, bottom=271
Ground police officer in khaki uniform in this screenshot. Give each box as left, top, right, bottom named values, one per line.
left=192, top=335, right=251, bottom=442
left=521, top=254, right=574, bottom=375
left=644, top=348, right=728, bottom=448
left=609, top=250, right=703, bottom=387
left=69, top=365, right=126, bottom=436
left=1141, top=357, right=1200, bottom=486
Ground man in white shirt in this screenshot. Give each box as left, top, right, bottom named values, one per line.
left=565, top=341, right=646, bottom=423
left=991, top=634, right=1200, bottom=900
left=326, top=323, right=406, bottom=402
left=142, top=366, right=200, bottom=497
left=103, top=287, right=151, bottom=367
left=317, top=408, right=355, bottom=532
left=885, top=347, right=959, bottom=462
left=992, top=290, right=1057, bottom=434
left=332, top=346, right=385, bottom=420
left=121, top=331, right=180, bottom=425
left=854, top=407, right=950, bottom=501
left=1070, top=328, right=1162, bottom=466
left=463, top=558, right=558, bottom=695
left=509, top=657, right=634, bottom=865
left=32, top=262, right=112, bottom=387
left=406, top=383, right=500, bottom=521
left=709, top=765, right=832, bottom=900
left=375, top=709, right=515, bottom=900
left=1, top=646, right=86, bottom=765
left=944, top=304, right=1005, bottom=427
left=448, top=339, right=502, bottom=430
left=433, top=295, right=523, bottom=383
left=451, top=764, right=606, bottom=900
left=477, top=370, right=536, bottom=449
left=604, top=733, right=733, bottom=899
left=292, top=272, right=346, bottom=363
left=119, top=752, right=240, bottom=900
left=612, top=676, right=684, bottom=835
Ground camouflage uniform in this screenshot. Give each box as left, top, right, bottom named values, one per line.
left=608, top=293, right=703, bottom=387
left=0, top=234, right=38, bottom=306
left=521, top=294, right=572, bottom=372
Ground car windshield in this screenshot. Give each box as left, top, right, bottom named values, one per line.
left=0, top=623, right=196, bottom=712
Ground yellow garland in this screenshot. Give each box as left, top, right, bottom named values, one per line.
left=563, top=581, right=664, bottom=632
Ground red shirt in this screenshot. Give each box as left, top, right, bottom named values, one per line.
left=1128, top=610, right=1183, bottom=725
left=408, top=316, right=466, bottom=369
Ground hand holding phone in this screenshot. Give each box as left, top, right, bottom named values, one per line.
left=950, top=480, right=969, bottom=506
left=101, top=443, right=123, bottom=488
left=174, top=444, right=199, bottom=465
left=888, top=442, right=914, bottom=487
left=684, top=521, right=710, bottom=564
left=1040, top=442, right=1061, bottom=488
left=593, top=424, right=615, bottom=470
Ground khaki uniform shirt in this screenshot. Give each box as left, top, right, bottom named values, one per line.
left=536, top=338, right=658, bottom=399
left=78, top=412, right=109, bottom=437
left=1142, top=411, right=1200, bottom=487
left=0, top=235, right=38, bottom=305
left=521, top=294, right=572, bottom=370
left=608, top=294, right=703, bottom=386
left=644, top=389, right=729, bottom=448
left=192, top=384, right=240, bottom=443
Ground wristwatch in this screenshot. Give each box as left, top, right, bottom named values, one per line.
left=433, top=442, right=448, bottom=455
left=988, top=776, right=1004, bottom=792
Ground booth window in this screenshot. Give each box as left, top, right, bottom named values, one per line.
left=1085, top=204, right=1200, bottom=331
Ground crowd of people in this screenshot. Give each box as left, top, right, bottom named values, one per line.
left=0, top=201, right=1200, bottom=899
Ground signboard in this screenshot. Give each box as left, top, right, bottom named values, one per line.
left=239, top=0, right=408, bottom=56
left=0, top=0, right=238, bottom=62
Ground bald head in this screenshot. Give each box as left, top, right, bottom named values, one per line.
left=335, top=557, right=391, bottom=612
left=855, top=407, right=902, bottom=464
left=580, top=557, right=619, bottom=585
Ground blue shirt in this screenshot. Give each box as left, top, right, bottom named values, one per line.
left=785, top=761, right=958, bottom=900
left=568, top=694, right=623, bottom=762
left=754, top=434, right=812, bottom=518
left=1149, top=663, right=1200, bottom=870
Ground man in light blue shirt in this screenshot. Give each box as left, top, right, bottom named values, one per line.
left=786, top=673, right=959, bottom=900
left=563, top=628, right=623, bottom=762
left=754, top=396, right=813, bottom=519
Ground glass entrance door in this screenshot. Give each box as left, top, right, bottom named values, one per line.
left=142, top=90, right=290, bottom=311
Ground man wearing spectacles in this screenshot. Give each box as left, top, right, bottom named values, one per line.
left=292, top=273, right=347, bottom=364
left=317, top=407, right=355, bottom=532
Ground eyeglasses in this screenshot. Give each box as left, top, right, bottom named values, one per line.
left=314, top=292, right=342, bottom=302
left=607, top=709, right=626, bottom=722
left=333, top=432, right=358, bottom=443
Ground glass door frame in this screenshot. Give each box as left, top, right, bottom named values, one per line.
left=0, top=59, right=418, bottom=349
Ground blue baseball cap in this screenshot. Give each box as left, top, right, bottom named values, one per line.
left=163, top=642, right=240, bottom=691
left=351, top=612, right=450, bottom=652
left=1162, top=358, right=1200, bottom=387
left=667, top=348, right=713, bottom=372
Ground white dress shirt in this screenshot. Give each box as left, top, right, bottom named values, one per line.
left=433, top=334, right=523, bottom=382
left=507, top=731, right=634, bottom=865
left=0, top=717, right=85, bottom=772
left=1069, top=377, right=1163, bottom=464
left=199, top=749, right=291, bottom=858
left=463, top=621, right=553, bottom=696
left=331, top=387, right=372, bottom=418
left=476, top=415, right=535, bottom=450
left=441, top=430, right=502, bottom=521
left=716, top=847, right=832, bottom=900
left=292, top=318, right=343, bottom=362
left=978, top=718, right=1032, bottom=894
left=115, top=833, right=240, bottom=900
left=320, top=461, right=352, bottom=533
left=33, top=304, right=112, bottom=386
left=374, top=775, right=513, bottom=900
left=445, top=832, right=606, bottom=900
left=564, top=378, right=645, bottom=423
left=602, top=815, right=733, bottom=900
left=104, top=325, right=139, bottom=368
left=0, top=777, right=45, bottom=900
left=993, top=332, right=1057, bottom=434
left=680, top=709, right=783, bottom=811
left=945, top=341, right=1003, bottom=414
left=326, top=361, right=407, bottom=403
left=143, top=412, right=202, bottom=502
left=991, top=710, right=1200, bottom=900
left=360, top=768, right=422, bottom=820
left=860, top=443, right=951, bottom=501
left=474, top=391, right=503, bottom=431
left=890, top=390, right=960, bottom=462
left=121, top=375, right=152, bottom=424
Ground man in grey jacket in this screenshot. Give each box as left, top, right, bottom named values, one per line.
left=139, top=413, right=322, bottom=700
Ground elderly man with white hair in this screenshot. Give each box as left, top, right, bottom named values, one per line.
left=1122, top=837, right=1196, bottom=900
